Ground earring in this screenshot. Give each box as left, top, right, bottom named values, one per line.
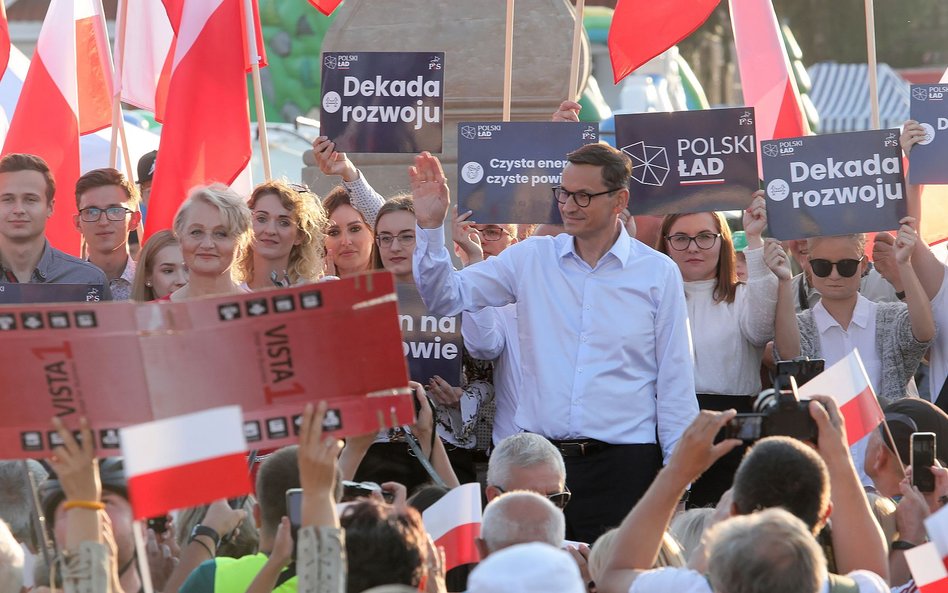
left=145, top=282, right=152, bottom=287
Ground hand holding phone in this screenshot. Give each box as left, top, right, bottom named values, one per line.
left=911, top=432, right=937, bottom=493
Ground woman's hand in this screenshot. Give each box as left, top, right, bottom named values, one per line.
left=742, top=191, right=768, bottom=248
left=763, top=239, right=792, bottom=281
left=428, top=375, right=462, bottom=409
left=900, top=120, right=928, bottom=156
left=49, top=417, right=100, bottom=503
left=894, top=217, right=919, bottom=266
left=452, top=206, right=483, bottom=266
left=313, top=136, right=359, bottom=182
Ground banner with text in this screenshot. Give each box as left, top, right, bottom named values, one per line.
left=0, top=283, right=106, bottom=304
left=762, top=129, right=906, bottom=240
left=909, top=84, right=948, bottom=184
left=397, top=282, right=462, bottom=387
left=615, top=107, right=759, bottom=215
left=457, top=121, right=599, bottom=224
left=320, top=51, right=445, bottom=153
left=0, top=273, right=413, bottom=458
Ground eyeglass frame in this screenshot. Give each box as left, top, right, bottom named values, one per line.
left=664, top=232, right=721, bottom=251
left=477, top=226, right=513, bottom=242
left=493, top=485, right=572, bottom=510
left=77, top=206, right=134, bottom=223
left=551, top=186, right=623, bottom=208
left=808, top=256, right=865, bottom=278
left=375, top=231, right=416, bottom=249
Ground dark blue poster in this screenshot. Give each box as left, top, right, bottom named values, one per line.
left=396, top=282, right=462, bottom=387
left=909, top=84, right=948, bottom=184
left=0, top=283, right=105, bottom=305
left=320, top=51, right=444, bottom=153
left=614, top=107, right=759, bottom=215
left=456, top=121, right=599, bottom=224
left=761, top=129, right=906, bottom=240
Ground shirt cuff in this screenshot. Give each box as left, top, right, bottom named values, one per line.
left=416, top=223, right=446, bottom=251
left=743, top=246, right=770, bottom=279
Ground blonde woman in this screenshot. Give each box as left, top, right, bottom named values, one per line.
left=235, top=181, right=328, bottom=289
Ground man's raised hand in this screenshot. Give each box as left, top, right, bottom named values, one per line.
left=410, top=152, right=450, bottom=229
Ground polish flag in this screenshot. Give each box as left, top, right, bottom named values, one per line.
left=422, top=483, right=482, bottom=571
left=120, top=406, right=251, bottom=520
left=927, top=504, right=948, bottom=568
left=608, top=0, right=719, bottom=84
left=798, top=349, right=884, bottom=446
left=0, top=1, right=10, bottom=82
left=113, top=0, right=174, bottom=113
left=143, top=0, right=252, bottom=242
left=730, top=0, right=810, bottom=159
left=308, top=0, right=343, bottom=16
left=1, top=0, right=113, bottom=256
left=906, top=543, right=948, bottom=592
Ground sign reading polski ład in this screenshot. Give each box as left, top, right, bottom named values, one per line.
left=457, top=122, right=599, bottom=224
left=320, top=51, right=444, bottom=153
left=614, top=107, right=759, bottom=215
left=908, top=84, right=948, bottom=184
left=761, top=130, right=905, bottom=240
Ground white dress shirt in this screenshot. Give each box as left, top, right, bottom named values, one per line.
left=414, top=223, right=698, bottom=459
left=462, top=303, right=522, bottom=445
left=928, top=270, right=948, bottom=400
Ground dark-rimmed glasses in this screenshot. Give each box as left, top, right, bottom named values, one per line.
left=665, top=232, right=720, bottom=251
left=809, top=257, right=864, bottom=278
left=78, top=207, right=133, bottom=222
left=552, top=186, right=622, bottom=208
left=494, top=485, right=572, bottom=510
left=478, top=226, right=512, bottom=242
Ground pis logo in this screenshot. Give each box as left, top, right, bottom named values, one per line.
left=428, top=56, right=442, bottom=71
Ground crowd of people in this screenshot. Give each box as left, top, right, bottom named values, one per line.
left=0, top=102, right=947, bottom=593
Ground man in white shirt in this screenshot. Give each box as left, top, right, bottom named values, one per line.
left=412, top=144, right=698, bottom=542
left=596, top=398, right=889, bottom=593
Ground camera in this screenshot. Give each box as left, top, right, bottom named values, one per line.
left=721, top=358, right=822, bottom=444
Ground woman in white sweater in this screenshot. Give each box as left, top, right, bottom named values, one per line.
left=654, top=192, right=779, bottom=506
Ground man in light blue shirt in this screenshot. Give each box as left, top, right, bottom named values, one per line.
left=412, top=143, right=698, bottom=542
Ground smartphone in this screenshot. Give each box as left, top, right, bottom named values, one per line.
left=911, top=432, right=936, bottom=493
left=285, top=488, right=303, bottom=529
left=341, top=480, right=383, bottom=502
left=721, top=414, right=763, bottom=443
left=146, top=515, right=169, bottom=533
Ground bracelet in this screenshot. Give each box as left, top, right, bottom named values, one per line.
left=891, top=540, right=917, bottom=551
left=190, top=537, right=215, bottom=558
left=62, top=500, right=105, bottom=511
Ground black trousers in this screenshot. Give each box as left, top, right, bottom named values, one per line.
left=563, top=443, right=662, bottom=544
left=687, top=394, right=754, bottom=509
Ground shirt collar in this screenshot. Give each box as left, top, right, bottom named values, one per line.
left=34, top=239, right=54, bottom=281
left=557, top=222, right=631, bottom=267
left=813, top=294, right=872, bottom=333
left=120, top=256, right=136, bottom=283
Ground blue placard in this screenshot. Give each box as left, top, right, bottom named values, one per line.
left=761, top=130, right=906, bottom=240
left=614, top=107, right=759, bottom=215
left=456, top=121, right=599, bottom=224
left=0, top=283, right=105, bottom=304
left=396, top=282, right=462, bottom=387
left=908, top=84, right=948, bottom=184
left=320, top=51, right=445, bottom=153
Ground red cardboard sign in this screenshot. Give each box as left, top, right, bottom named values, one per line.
left=0, top=272, right=412, bottom=458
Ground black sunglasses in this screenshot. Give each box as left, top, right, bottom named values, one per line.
left=494, top=485, right=571, bottom=510
left=809, top=257, right=864, bottom=278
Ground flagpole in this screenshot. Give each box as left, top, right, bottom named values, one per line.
left=567, top=0, right=586, bottom=102
left=864, top=0, right=880, bottom=129
left=244, top=0, right=272, bottom=181
left=101, top=0, right=135, bottom=176
left=502, top=0, right=514, bottom=122
left=133, top=521, right=156, bottom=593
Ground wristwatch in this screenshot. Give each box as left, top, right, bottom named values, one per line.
left=189, top=524, right=221, bottom=547
left=891, top=540, right=917, bottom=551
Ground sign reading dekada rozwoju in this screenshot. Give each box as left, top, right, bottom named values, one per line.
left=761, top=129, right=906, bottom=240
left=614, top=107, right=759, bottom=215
left=908, top=83, right=948, bottom=184
left=456, top=122, right=599, bottom=224
left=320, top=51, right=445, bottom=153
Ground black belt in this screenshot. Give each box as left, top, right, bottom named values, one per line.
left=548, top=438, right=612, bottom=457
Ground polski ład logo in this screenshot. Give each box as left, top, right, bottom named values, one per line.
left=324, top=55, right=338, bottom=70
left=762, top=143, right=780, bottom=158
left=913, top=87, right=929, bottom=102
left=622, top=141, right=669, bottom=187
left=460, top=125, right=477, bottom=140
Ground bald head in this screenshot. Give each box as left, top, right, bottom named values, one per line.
left=480, top=491, right=564, bottom=555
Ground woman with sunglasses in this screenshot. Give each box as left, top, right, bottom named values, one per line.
left=655, top=193, right=779, bottom=506
left=234, top=180, right=328, bottom=289
left=773, top=219, right=934, bottom=404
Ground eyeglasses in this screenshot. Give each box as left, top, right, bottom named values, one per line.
left=809, top=257, right=864, bottom=278
left=478, top=226, right=512, bottom=242
left=376, top=232, right=416, bottom=248
left=494, top=486, right=572, bottom=510
left=665, top=232, right=720, bottom=251
left=551, top=186, right=622, bottom=208
left=78, top=207, right=133, bottom=222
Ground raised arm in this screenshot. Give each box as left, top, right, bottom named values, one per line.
left=313, top=136, right=385, bottom=227
left=766, top=239, right=800, bottom=359
left=894, top=218, right=935, bottom=343
left=739, top=193, right=778, bottom=346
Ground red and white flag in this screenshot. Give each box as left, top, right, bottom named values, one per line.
left=308, top=0, right=343, bottom=16
left=906, top=543, right=948, bottom=593
left=113, top=0, right=173, bottom=113
left=1, top=0, right=113, bottom=256
left=927, top=504, right=948, bottom=566
left=730, top=0, right=810, bottom=152
left=143, top=0, right=252, bottom=242
left=0, top=1, right=10, bottom=82
left=422, top=483, right=482, bottom=571
left=798, top=350, right=884, bottom=446
left=120, top=406, right=251, bottom=520
left=608, top=0, right=719, bottom=84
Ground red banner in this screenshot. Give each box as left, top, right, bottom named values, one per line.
left=0, top=272, right=412, bottom=458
